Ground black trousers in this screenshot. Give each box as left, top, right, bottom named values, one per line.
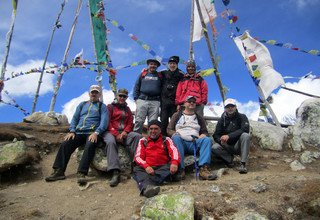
left=160, top=103, right=177, bottom=136
left=52, top=134, right=101, bottom=174
left=133, top=164, right=171, bottom=193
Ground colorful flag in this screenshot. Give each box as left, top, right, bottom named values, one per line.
left=192, top=0, right=217, bottom=42
left=233, top=31, right=285, bottom=98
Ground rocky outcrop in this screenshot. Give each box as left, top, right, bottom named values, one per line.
left=140, top=192, right=194, bottom=219
left=0, top=140, right=39, bottom=172
left=289, top=98, right=320, bottom=151
left=23, top=111, right=69, bottom=126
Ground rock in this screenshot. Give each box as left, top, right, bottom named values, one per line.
left=250, top=121, right=287, bottom=151
left=0, top=141, right=30, bottom=172
left=216, top=168, right=228, bottom=178
left=23, top=111, right=69, bottom=126
left=290, top=160, right=306, bottom=171
left=290, top=98, right=320, bottom=151
left=232, top=210, right=268, bottom=220
left=300, top=151, right=319, bottom=164
left=287, top=207, right=294, bottom=214
left=140, top=191, right=194, bottom=220
left=208, top=185, right=220, bottom=193
left=251, top=183, right=268, bottom=193
left=308, top=197, right=320, bottom=216
left=77, top=143, right=131, bottom=172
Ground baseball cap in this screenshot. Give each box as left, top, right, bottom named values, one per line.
left=224, top=98, right=236, bottom=107
left=185, top=95, right=197, bottom=102
left=117, top=88, right=128, bottom=97
left=90, top=85, right=101, bottom=93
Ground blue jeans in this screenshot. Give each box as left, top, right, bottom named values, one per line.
left=171, top=134, right=212, bottom=169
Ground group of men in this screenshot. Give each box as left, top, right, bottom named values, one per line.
left=45, top=57, right=251, bottom=198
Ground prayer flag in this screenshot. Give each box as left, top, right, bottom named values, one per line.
left=234, top=31, right=285, bottom=98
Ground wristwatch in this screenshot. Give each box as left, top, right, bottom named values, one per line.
left=94, top=131, right=99, bottom=135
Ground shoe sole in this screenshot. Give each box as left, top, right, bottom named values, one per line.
left=144, top=186, right=160, bottom=198
left=45, top=176, right=66, bottom=182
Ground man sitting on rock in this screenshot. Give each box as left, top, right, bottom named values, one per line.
left=103, top=88, right=142, bottom=187
left=212, top=98, right=250, bottom=174
left=45, top=85, right=108, bottom=185
left=133, top=120, right=180, bottom=198
left=167, top=96, right=217, bottom=181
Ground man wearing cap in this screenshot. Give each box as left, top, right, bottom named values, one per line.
left=212, top=98, right=250, bottom=174
left=103, top=88, right=142, bottom=187
left=159, top=56, right=184, bottom=136
left=133, top=59, right=162, bottom=133
left=167, top=95, right=216, bottom=180
left=133, top=120, right=180, bottom=198
left=45, top=85, right=109, bottom=185
left=175, top=60, right=208, bottom=117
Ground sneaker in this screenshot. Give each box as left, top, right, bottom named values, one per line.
left=199, top=165, right=217, bottom=180
left=77, top=173, right=87, bottom=185
left=238, top=164, right=248, bottom=174
left=45, top=169, right=66, bottom=182
left=109, top=170, right=120, bottom=187
left=143, top=185, right=160, bottom=198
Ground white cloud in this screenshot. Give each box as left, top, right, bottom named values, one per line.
left=127, top=0, right=165, bottom=13
left=113, top=47, right=132, bottom=54
left=3, top=60, right=56, bottom=98
left=289, top=0, right=320, bottom=10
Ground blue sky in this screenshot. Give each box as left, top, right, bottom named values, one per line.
left=0, top=0, right=319, bottom=124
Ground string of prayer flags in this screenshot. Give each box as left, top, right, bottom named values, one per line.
left=1, top=90, right=30, bottom=116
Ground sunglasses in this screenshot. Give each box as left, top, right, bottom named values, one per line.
left=119, top=95, right=128, bottom=98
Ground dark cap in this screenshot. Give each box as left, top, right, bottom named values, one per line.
left=186, top=60, right=196, bottom=67
left=148, top=120, right=162, bottom=128
left=117, top=88, right=128, bottom=97
left=168, top=56, right=179, bottom=64
left=185, top=95, right=197, bottom=102
left=147, top=59, right=161, bottom=67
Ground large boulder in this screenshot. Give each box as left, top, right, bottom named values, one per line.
left=77, top=143, right=131, bottom=172
left=250, top=121, right=287, bottom=151
left=289, top=98, right=320, bottom=151
left=0, top=140, right=38, bottom=172
left=23, top=111, right=69, bottom=126
left=140, top=191, right=194, bottom=220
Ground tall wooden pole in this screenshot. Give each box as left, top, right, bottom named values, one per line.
left=194, top=0, right=226, bottom=102
left=189, top=0, right=195, bottom=60
left=1, top=0, right=18, bottom=80
left=31, top=0, right=66, bottom=113
left=49, top=0, right=83, bottom=112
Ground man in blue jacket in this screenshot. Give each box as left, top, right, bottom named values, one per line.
left=133, top=59, right=162, bottom=133
left=212, top=98, right=250, bottom=174
left=45, top=85, right=109, bottom=185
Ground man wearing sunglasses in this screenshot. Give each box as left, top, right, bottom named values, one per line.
left=45, top=85, right=108, bottom=185
left=103, top=88, right=142, bottom=187
left=212, top=98, right=250, bottom=174
left=167, top=96, right=216, bottom=180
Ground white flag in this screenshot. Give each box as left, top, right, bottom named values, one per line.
left=192, top=0, right=217, bottom=42
left=233, top=31, right=285, bottom=98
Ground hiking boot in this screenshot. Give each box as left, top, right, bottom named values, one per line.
left=199, top=165, right=217, bottom=180
left=143, top=185, right=160, bottom=198
left=45, top=169, right=65, bottom=182
left=109, top=170, right=120, bottom=187
left=77, top=173, right=87, bottom=185
left=238, top=164, right=248, bottom=174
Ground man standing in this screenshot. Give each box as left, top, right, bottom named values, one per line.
left=133, top=59, right=162, bottom=133
left=175, top=60, right=208, bottom=117
left=103, top=88, right=142, bottom=187
left=160, top=56, right=184, bottom=135
left=133, top=120, right=180, bottom=198
left=45, top=85, right=108, bottom=185
left=212, top=98, right=250, bottom=174
left=167, top=96, right=216, bottom=180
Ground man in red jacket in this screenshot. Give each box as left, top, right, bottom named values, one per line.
left=103, top=88, right=142, bottom=187
left=133, top=120, right=180, bottom=198
left=175, top=60, right=208, bottom=117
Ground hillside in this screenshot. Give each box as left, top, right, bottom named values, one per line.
left=0, top=122, right=320, bottom=219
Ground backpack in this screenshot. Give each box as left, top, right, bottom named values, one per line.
left=79, top=101, right=102, bottom=115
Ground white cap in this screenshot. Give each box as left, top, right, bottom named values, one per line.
left=224, top=98, right=236, bottom=107
left=89, top=85, right=101, bottom=93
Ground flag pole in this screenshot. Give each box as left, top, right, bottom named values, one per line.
left=189, top=0, right=195, bottom=60
left=1, top=0, right=18, bottom=80
left=31, top=0, right=66, bottom=113
left=280, top=86, right=320, bottom=99
left=194, top=0, right=226, bottom=102
left=49, top=0, right=83, bottom=112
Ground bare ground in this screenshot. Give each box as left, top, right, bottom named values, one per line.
left=0, top=123, right=320, bottom=220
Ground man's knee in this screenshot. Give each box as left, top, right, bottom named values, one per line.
left=212, top=143, right=221, bottom=150
left=240, top=133, right=250, bottom=141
